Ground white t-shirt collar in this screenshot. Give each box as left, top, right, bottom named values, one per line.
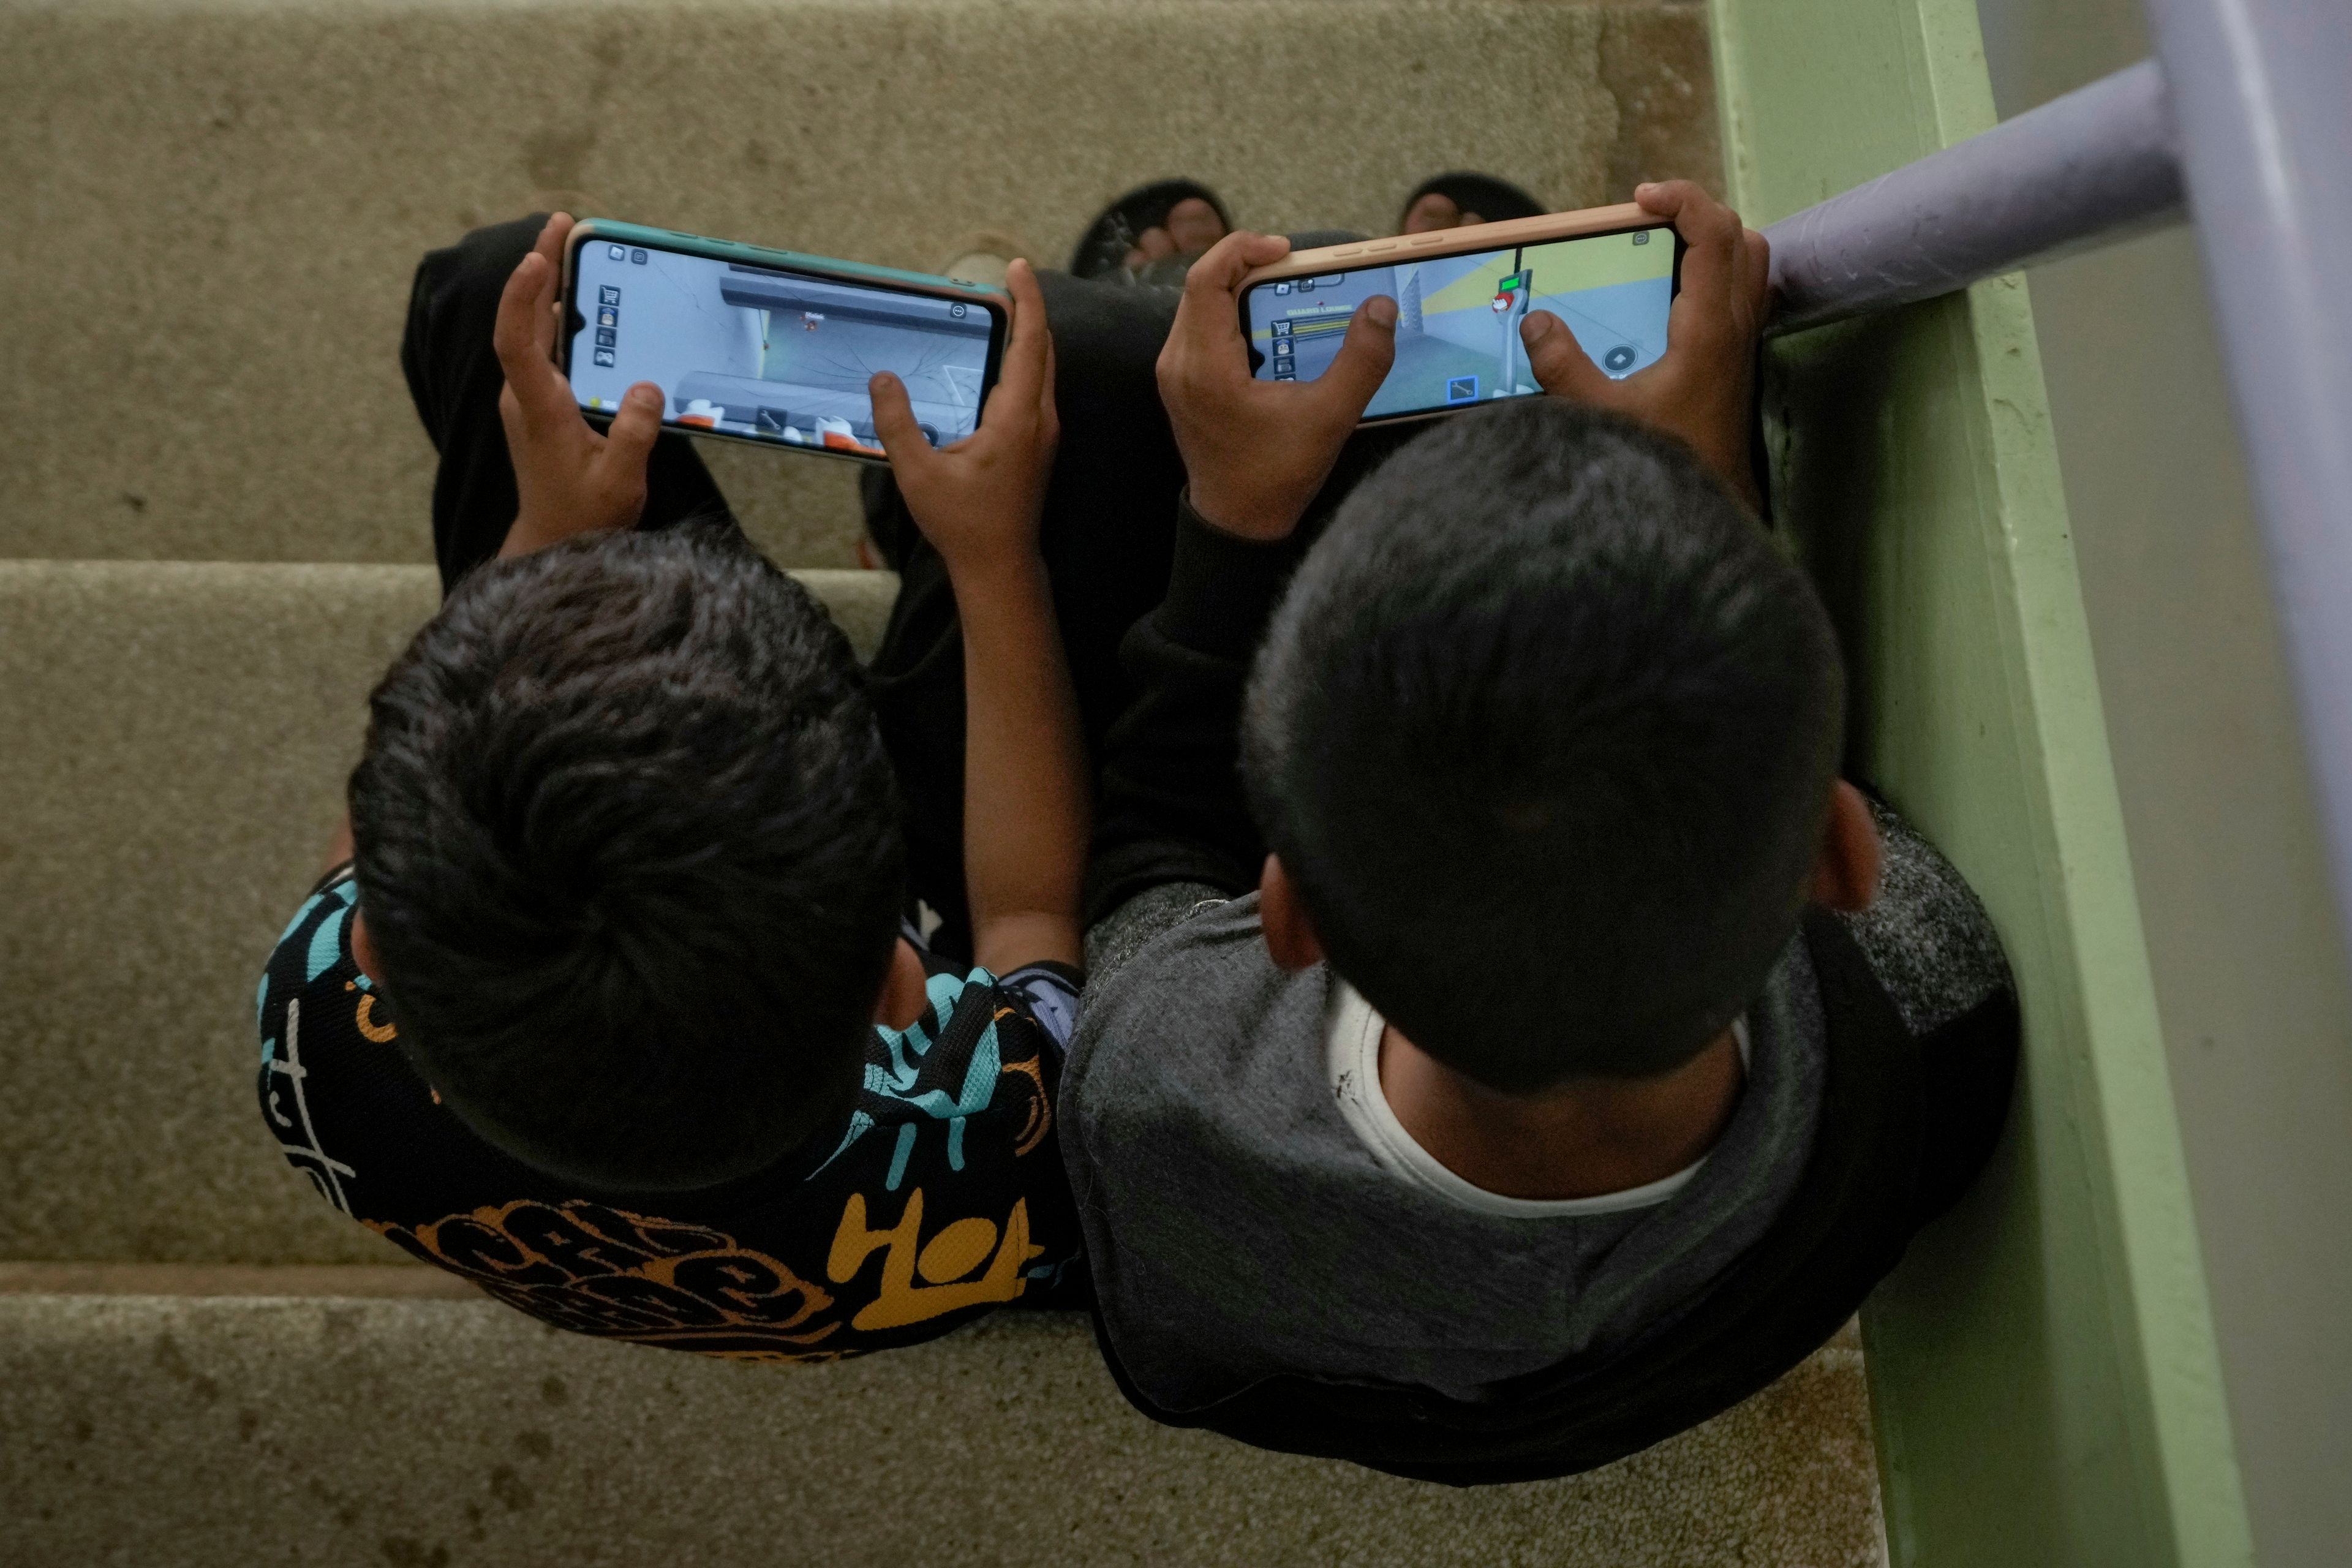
left=1324, top=979, right=1747, bottom=1219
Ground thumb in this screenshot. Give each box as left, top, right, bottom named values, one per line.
left=1313, top=293, right=1399, bottom=420
left=868, top=372, right=931, bottom=465
left=601, top=382, right=665, bottom=477
left=1520, top=310, right=1611, bottom=403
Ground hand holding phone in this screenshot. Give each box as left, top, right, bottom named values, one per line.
left=494, top=212, right=666, bottom=557
left=1517, top=182, right=1769, bottom=506
left=869, top=258, right=1060, bottom=575
left=1158, top=230, right=1397, bottom=541
left=1238, top=203, right=1683, bottom=429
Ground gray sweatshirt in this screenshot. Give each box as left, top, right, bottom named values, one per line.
left=1065, top=802, right=2008, bottom=1411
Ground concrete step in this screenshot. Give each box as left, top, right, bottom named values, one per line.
left=0, top=1269, right=1881, bottom=1566
left=0, top=559, right=895, bottom=1265
left=0, top=546, right=1883, bottom=1566
left=0, top=0, right=1720, bottom=568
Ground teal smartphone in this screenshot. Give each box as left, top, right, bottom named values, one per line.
left=558, top=219, right=1010, bottom=462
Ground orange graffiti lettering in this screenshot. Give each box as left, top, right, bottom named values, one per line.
left=826, top=1189, right=1042, bottom=1331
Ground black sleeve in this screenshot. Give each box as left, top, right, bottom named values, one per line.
left=1837, top=794, right=2021, bottom=1225
left=1084, top=494, right=1306, bottom=924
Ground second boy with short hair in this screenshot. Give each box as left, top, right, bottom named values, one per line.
left=1067, top=182, right=2019, bottom=1476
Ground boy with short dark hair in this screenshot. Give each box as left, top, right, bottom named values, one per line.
left=258, top=214, right=1090, bottom=1359
left=1066, top=183, right=2018, bottom=1477
left=348, top=524, right=907, bottom=1193
left=1245, top=404, right=1844, bottom=1096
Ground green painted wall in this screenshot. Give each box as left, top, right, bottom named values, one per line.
left=1706, top=2, right=2254, bottom=1563
left=1976, top=7, right=2352, bottom=1563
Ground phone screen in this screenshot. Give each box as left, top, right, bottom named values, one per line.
left=567, top=239, right=1003, bottom=458
left=1245, top=224, right=1678, bottom=421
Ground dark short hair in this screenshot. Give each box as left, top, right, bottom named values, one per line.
left=350, top=526, right=903, bottom=1189
left=1243, top=401, right=1842, bottom=1090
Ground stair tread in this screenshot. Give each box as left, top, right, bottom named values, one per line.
left=0, top=1262, right=480, bottom=1298
left=0, top=0, right=1718, bottom=567
left=0, top=1291, right=1878, bottom=1566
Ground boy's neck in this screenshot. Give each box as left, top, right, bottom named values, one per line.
left=1377, top=1023, right=1745, bottom=1202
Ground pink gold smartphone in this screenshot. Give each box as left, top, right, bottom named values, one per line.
left=1237, top=203, right=1684, bottom=426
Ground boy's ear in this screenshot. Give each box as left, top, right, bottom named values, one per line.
left=873, top=937, right=930, bottom=1031
left=1259, top=855, right=1327, bottom=972
left=350, top=911, right=383, bottom=984
left=1809, top=781, right=1881, bottom=913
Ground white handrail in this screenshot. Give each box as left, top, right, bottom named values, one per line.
left=1762, top=59, right=2182, bottom=335
left=2143, top=0, right=2352, bottom=968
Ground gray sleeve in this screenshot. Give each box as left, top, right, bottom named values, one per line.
left=1839, top=797, right=2016, bottom=1035
left=1085, top=880, right=1231, bottom=988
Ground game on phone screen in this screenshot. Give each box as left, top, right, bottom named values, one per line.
left=568, top=241, right=998, bottom=456
left=1246, top=225, right=1676, bottom=420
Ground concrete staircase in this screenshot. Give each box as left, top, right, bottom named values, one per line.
left=0, top=2, right=1883, bottom=1562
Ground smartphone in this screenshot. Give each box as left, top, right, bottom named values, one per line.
left=559, top=220, right=1009, bottom=462
left=1238, top=203, right=1683, bottom=425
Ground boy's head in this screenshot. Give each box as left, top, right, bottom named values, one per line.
left=1243, top=399, right=1844, bottom=1093
left=349, top=526, right=904, bottom=1191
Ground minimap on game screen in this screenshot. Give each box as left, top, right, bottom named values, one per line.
left=568, top=242, right=994, bottom=456
left=1247, top=227, right=1676, bottom=418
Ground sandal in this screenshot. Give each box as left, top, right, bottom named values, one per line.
left=1068, top=179, right=1235, bottom=281
left=1396, top=172, right=1546, bottom=231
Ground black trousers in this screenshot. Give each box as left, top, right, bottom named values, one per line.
left=401, top=216, right=1402, bottom=960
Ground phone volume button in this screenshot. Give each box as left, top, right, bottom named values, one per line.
left=1365, top=241, right=1397, bottom=252
left=1331, top=246, right=1363, bottom=257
